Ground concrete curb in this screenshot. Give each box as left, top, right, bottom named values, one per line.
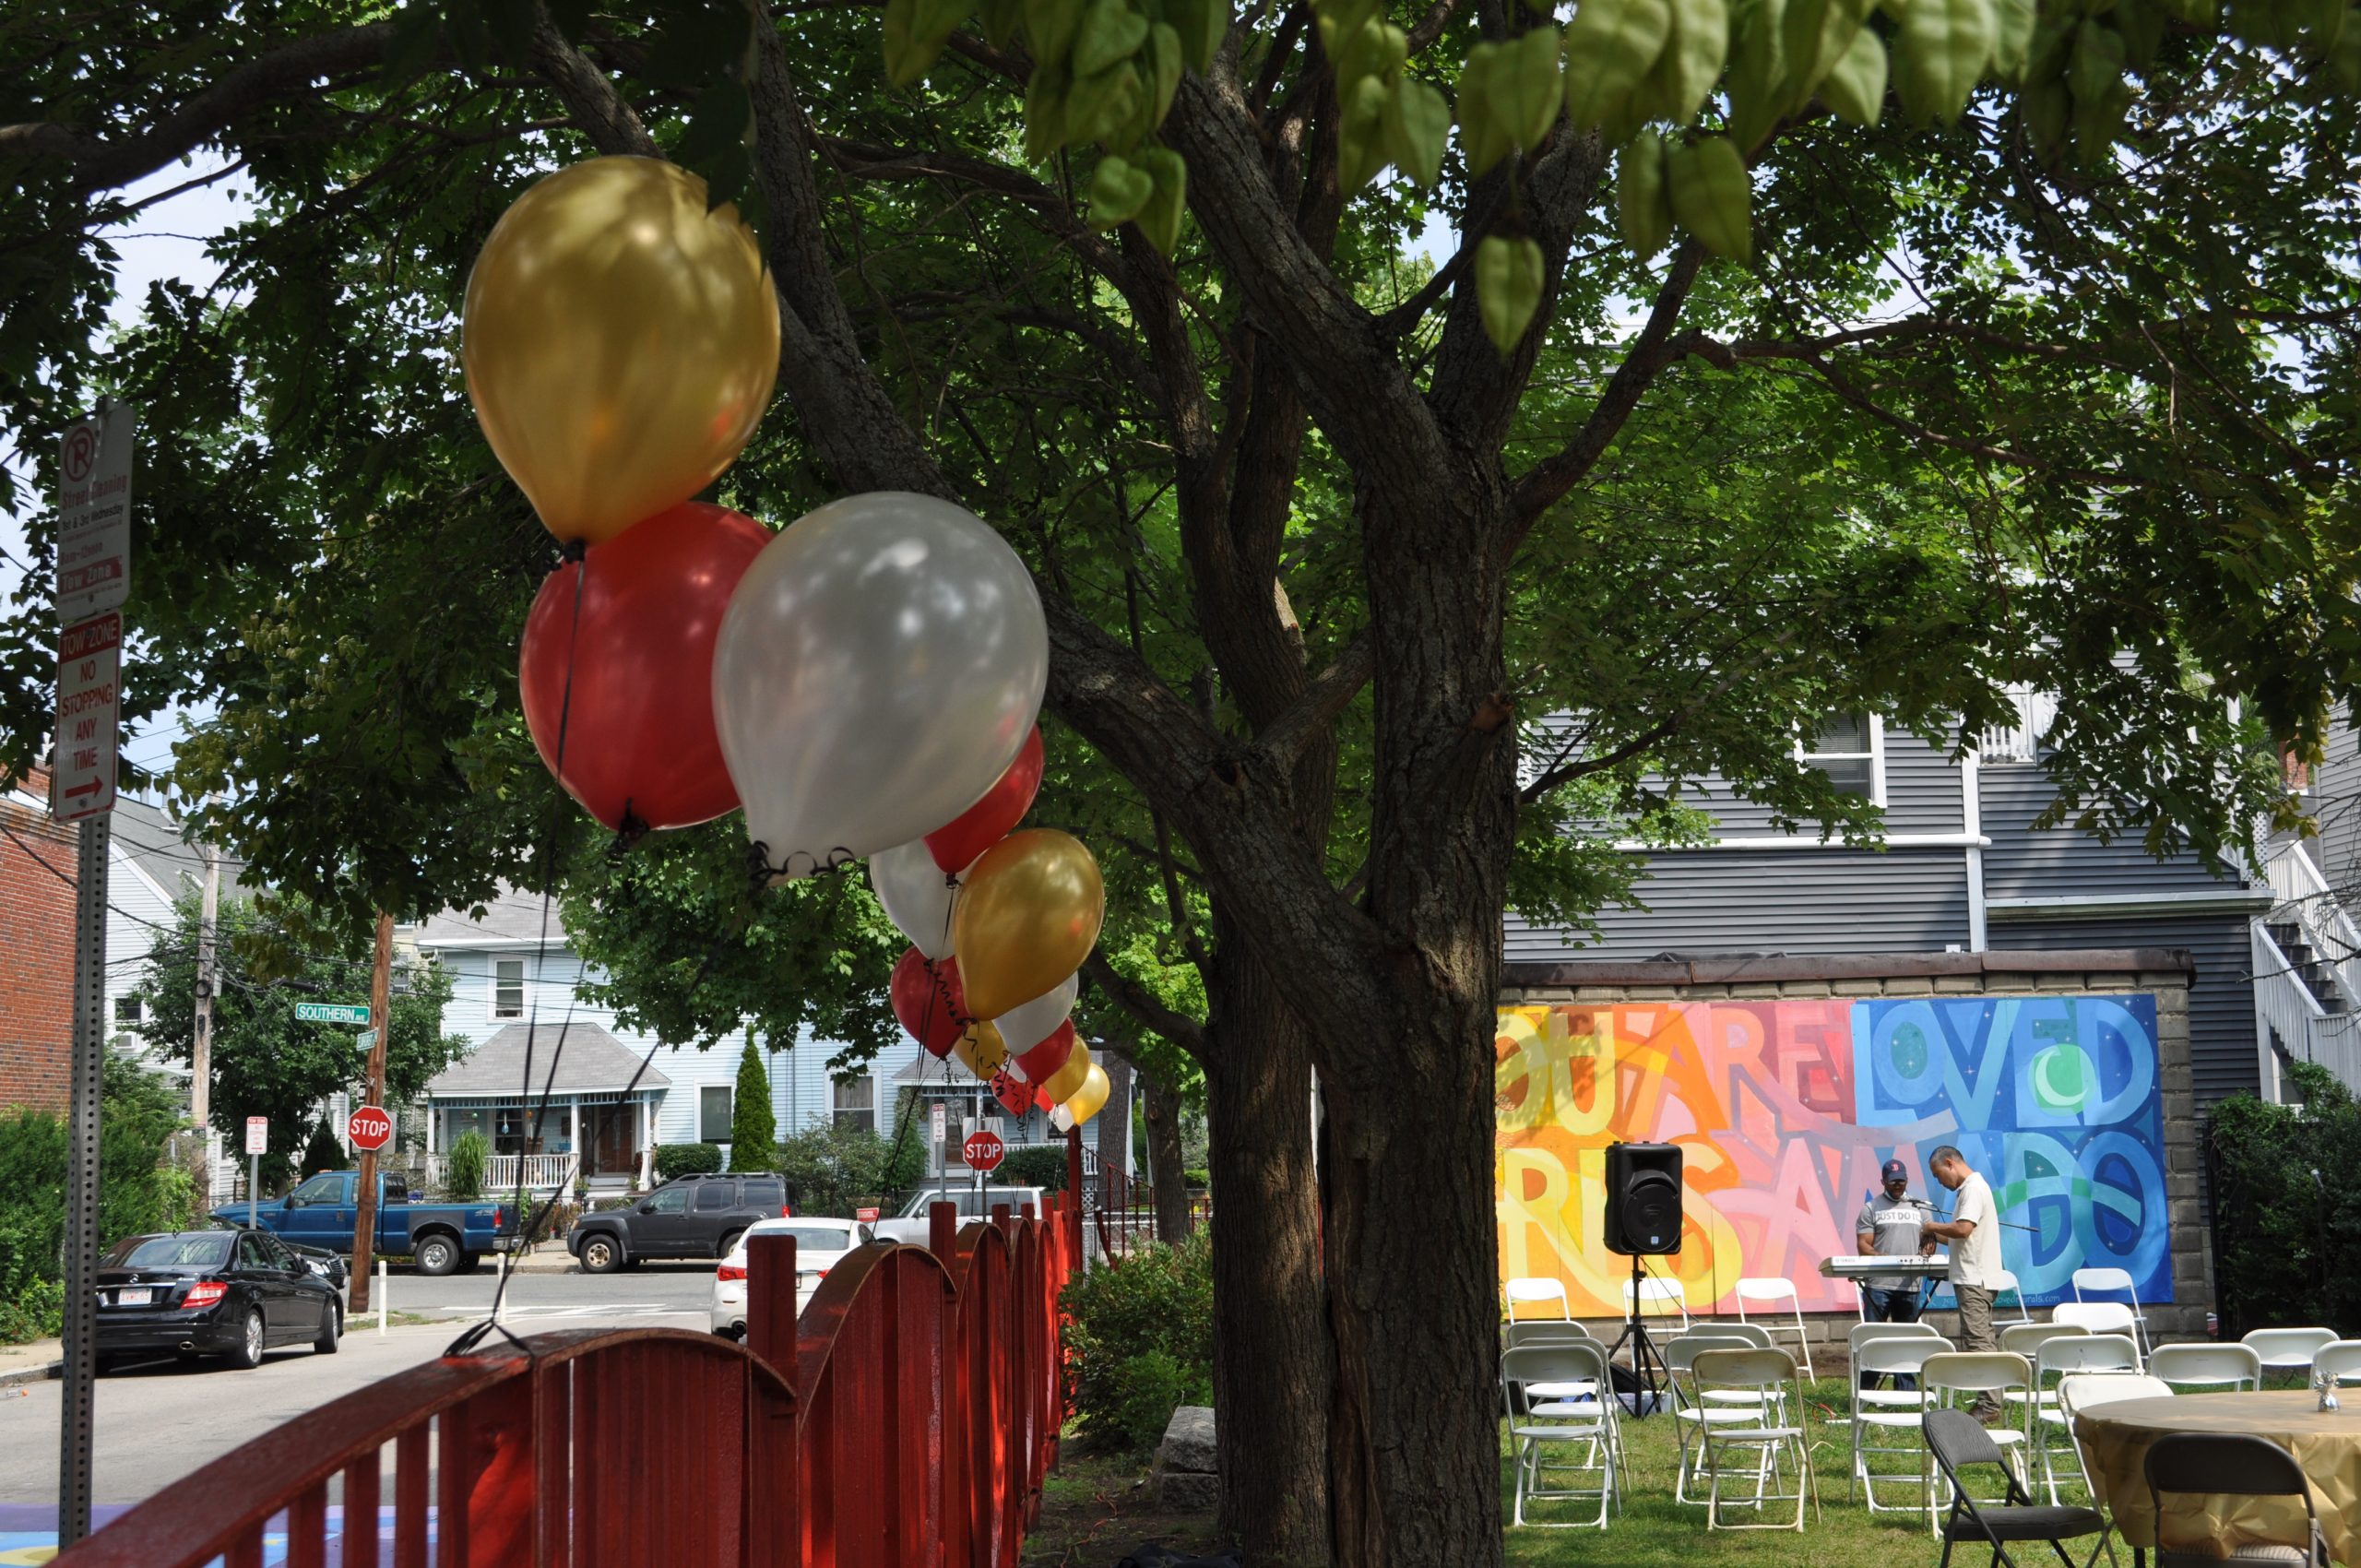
left=0, top=1358, right=61, bottom=1391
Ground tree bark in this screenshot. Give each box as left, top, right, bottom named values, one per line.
left=1141, top=1069, right=1192, bottom=1242
left=1206, top=935, right=1333, bottom=1567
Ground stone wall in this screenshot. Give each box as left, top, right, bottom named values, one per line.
left=1501, top=948, right=2211, bottom=1347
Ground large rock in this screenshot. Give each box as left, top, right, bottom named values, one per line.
left=1157, top=1405, right=1216, bottom=1475
left=1152, top=1468, right=1220, bottom=1513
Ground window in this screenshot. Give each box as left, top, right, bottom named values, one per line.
left=694, top=1180, right=736, bottom=1212
left=742, top=1177, right=786, bottom=1210
left=291, top=1174, right=345, bottom=1207
left=492, top=958, right=524, bottom=1019
left=1799, top=711, right=1881, bottom=801
left=833, top=1075, right=875, bottom=1134
left=646, top=1186, right=689, bottom=1214
left=113, top=996, right=142, bottom=1025
left=700, top=1086, right=733, bottom=1143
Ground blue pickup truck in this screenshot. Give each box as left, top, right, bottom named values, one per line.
left=215, top=1170, right=516, bottom=1277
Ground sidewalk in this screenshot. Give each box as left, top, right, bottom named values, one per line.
left=0, top=1337, right=61, bottom=1390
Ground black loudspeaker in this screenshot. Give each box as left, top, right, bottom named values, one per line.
left=1603, top=1142, right=1683, bottom=1256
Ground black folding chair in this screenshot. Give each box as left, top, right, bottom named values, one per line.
left=1927, top=1408, right=2116, bottom=1568
left=2142, top=1432, right=2330, bottom=1568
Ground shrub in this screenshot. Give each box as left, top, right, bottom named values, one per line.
left=1060, top=1226, right=1214, bottom=1453
left=655, top=1142, right=724, bottom=1181
left=2208, top=1062, right=2361, bottom=1337
left=445, top=1130, right=490, bottom=1201
left=777, top=1121, right=925, bottom=1215
left=301, top=1119, right=346, bottom=1176
left=729, top=1038, right=777, bottom=1170
left=999, top=1145, right=1068, bottom=1193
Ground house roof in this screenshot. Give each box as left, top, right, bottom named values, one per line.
left=889, top=1054, right=991, bottom=1088
left=409, top=884, right=564, bottom=948
left=425, top=1023, right=670, bottom=1099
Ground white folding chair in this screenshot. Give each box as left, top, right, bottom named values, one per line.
left=1732, top=1277, right=1816, bottom=1379
left=1506, top=1276, right=1572, bottom=1321
left=2029, top=1336, right=2140, bottom=1503
left=1501, top=1342, right=1623, bottom=1526
left=1622, top=1274, right=1691, bottom=1332
left=2312, top=1339, right=2361, bottom=1386
left=1849, top=1320, right=1944, bottom=1402
left=2070, top=1266, right=2153, bottom=1360
left=1691, top=1348, right=1821, bottom=1531
left=1504, top=1319, right=1596, bottom=1351
left=2053, top=1302, right=2142, bottom=1365
left=2056, top=1371, right=2172, bottom=1506
left=1989, top=1267, right=2035, bottom=1325
left=1667, top=1333, right=1775, bottom=1504
left=1851, top=1336, right=1946, bottom=1515
left=2149, top=1341, right=2262, bottom=1392
left=2242, top=1326, right=2339, bottom=1383
left=2000, top=1322, right=2089, bottom=1360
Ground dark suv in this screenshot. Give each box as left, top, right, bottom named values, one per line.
left=567, top=1172, right=794, bottom=1273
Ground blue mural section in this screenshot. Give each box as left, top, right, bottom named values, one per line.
left=1850, top=994, right=2169, bottom=1306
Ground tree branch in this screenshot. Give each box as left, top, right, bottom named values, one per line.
left=1083, top=950, right=1210, bottom=1057
left=1252, top=634, right=1373, bottom=768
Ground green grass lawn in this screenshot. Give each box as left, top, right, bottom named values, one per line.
left=1502, top=1376, right=2100, bottom=1568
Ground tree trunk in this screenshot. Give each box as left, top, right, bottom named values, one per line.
left=1206, top=937, right=1333, bottom=1566
left=1141, top=1069, right=1192, bottom=1243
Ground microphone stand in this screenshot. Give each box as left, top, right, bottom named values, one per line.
left=1908, top=1196, right=2039, bottom=1235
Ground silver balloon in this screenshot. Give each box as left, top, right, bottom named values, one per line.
left=713, top=492, right=1049, bottom=876
left=994, top=970, right=1078, bottom=1063
left=871, top=837, right=961, bottom=960
left=1051, top=1103, right=1077, bottom=1134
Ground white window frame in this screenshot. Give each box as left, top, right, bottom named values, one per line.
left=113, top=995, right=143, bottom=1025
left=492, top=958, right=525, bottom=1020
left=833, top=1075, right=875, bottom=1134
left=1797, top=711, right=1886, bottom=805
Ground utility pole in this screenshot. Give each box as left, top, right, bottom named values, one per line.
left=349, top=911, right=393, bottom=1314
left=190, top=826, right=219, bottom=1185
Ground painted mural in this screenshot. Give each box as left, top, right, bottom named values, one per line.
left=1495, top=995, right=2169, bottom=1314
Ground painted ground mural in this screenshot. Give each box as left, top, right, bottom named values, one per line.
left=1495, top=995, right=2169, bottom=1314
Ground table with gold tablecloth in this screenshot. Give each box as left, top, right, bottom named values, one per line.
left=2075, top=1392, right=2361, bottom=1564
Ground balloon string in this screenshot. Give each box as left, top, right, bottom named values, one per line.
left=744, top=841, right=859, bottom=887
left=608, top=800, right=649, bottom=857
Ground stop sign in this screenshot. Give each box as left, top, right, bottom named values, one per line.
left=347, top=1104, right=394, bottom=1153
left=962, top=1128, right=1005, bottom=1172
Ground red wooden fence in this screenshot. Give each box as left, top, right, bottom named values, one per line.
left=54, top=1195, right=1079, bottom=1568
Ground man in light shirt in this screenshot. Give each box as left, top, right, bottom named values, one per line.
left=1920, top=1144, right=2003, bottom=1419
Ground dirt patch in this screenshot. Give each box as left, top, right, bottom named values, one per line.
left=1021, top=1446, right=1225, bottom=1567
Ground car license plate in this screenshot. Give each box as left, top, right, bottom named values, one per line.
left=114, top=1288, right=151, bottom=1306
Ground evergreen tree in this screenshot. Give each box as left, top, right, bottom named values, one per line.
left=729, top=1035, right=777, bottom=1173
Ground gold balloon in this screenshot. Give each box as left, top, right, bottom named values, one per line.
left=462, top=157, right=779, bottom=544
left=953, top=1020, right=1009, bottom=1081
left=1062, top=1063, right=1111, bottom=1127
left=1037, top=1041, right=1092, bottom=1105
left=954, top=829, right=1106, bottom=1021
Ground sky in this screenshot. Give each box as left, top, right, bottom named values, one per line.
left=6, top=161, right=253, bottom=802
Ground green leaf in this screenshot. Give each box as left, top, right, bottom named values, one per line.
left=1335, top=18, right=1410, bottom=90
left=1638, top=0, right=1730, bottom=125
left=1476, top=234, right=1547, bottom=355
left=1777, top=0, right=1871, bottom=110
left=1165, top=0, right=1228, bottom=71
left=1069, top=59, right=1145, bottom=143
left=1026, top=0, right=1089, bottom=67
left=1988, top=0, right=2035, bottom=78
left=884, top=0, right=975, bottom=85
left=1458, top=42, right=1516, bottom=175
left=1665, top=133, right=1751, bottom=260
left=1338, top=74, right=1394, bottom=189
left=1382, top=77, right=1452, bottom=185
left=1135, top=147, right=1189, bottom=254
left=1563, top=0, right=1675, bottom=128
left=1074, top=0, right=1152, bottom=76
left=1893, top=0, right=1996, bottom=123
left=2067, top=17, right=2124, bottom=102
left=1502, top=24, right=1568, bottom=147
left=1148, top=21, right=1185, bottom=125
left=1089, top=154, right=1157, bottom=228
left=1725, top=0, right=1788, bottom=147
left=981, top=0, right=1026, bottom=46
left=1025, top=58, right=1074, bottom=157
left=1820, top=23, right=1887, bottom=120
left=1615, top=129, right=1673, bottom=258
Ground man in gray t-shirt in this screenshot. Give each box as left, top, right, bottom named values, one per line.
left=1855, top=1158, right=1926, bottom=1388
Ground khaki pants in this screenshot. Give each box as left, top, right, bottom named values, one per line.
left=1954, top=1283, right=2001, bottom=1416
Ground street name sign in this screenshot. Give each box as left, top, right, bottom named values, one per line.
left=962, top=1129, right=1006, bottom=1172
left=296, top=1001, right=371, bottom=1025
left=56, top=405, right=133, bottom=620
left=53, top=613, right=120, bottom=822
left=347, top=1105, right=394, bottom=1153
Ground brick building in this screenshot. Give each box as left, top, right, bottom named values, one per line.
left=0, top=770, right=78, bottom=1112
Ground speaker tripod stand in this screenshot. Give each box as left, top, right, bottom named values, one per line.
left=1605, top=1253, right=1668, bottom=1418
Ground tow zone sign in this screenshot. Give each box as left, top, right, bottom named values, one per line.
left=53, top=612, right=119, bottom=822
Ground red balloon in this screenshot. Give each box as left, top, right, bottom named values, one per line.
left=891, top=949, right=968, bottom=1058
left=520, top=502, right=769, bottom=833
left=924, top=726, right=1044, bottom=873
left=990, top=1070, right=1033, bottom=1121
left=1014, top=1018, right=1075, bottom=1085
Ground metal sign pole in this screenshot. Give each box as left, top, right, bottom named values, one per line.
left=57, top=814, right=108, bottom=1549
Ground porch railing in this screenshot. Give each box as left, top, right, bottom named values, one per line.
left=2253, top=921, right=2325, bottom=1103
left=415, top=1150, right=581, bottom=1195
left=56, top=1194, right=1081, bottom=1568
left=2263, top=838, right=2361, bottom=1004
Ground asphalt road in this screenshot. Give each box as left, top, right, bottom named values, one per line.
left=0, top=1264, right=724, bottom=1509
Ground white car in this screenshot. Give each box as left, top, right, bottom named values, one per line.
left=868, top=1185, right=1049, bottom=1248
left=710, top=1218, right=871, bottom=1338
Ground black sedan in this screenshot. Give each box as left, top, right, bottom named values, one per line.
left=96, top=1228, right=343, bottom=1371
